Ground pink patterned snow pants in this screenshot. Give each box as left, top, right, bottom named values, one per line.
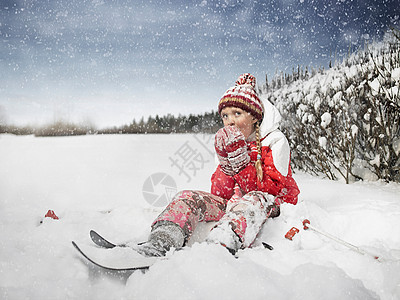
left=152, top=189, right=276, bottom=249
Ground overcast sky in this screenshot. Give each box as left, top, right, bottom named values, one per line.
left=1, top=0, right=399, bottom=128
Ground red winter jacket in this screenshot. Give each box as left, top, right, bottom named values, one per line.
left=211, top=140, right=299, bottom=205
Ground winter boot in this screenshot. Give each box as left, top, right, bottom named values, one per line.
left=134, top=222, right=185, bottom=257
left=206, top=222, right=242, bottom=255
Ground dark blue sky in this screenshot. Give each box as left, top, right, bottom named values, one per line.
left=1, top=0, right=399, bottom=127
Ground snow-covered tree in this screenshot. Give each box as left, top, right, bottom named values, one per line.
left=262, top=30, right=400, bottom=183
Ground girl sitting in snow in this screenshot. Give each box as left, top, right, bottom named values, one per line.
left=136, top=73, right=300, bottom=256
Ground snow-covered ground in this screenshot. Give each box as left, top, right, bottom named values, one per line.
left=1, top=133, right=399, bottom=300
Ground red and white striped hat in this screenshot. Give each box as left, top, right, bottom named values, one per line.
left=218, top=73, right=264, bottom=121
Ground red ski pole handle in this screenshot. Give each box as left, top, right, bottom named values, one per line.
left=303, top=219, right=310, bottom=230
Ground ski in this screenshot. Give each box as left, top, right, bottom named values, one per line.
left=90, top=230, right=121, bottom=249
left=72, top=241, right=159, bottom=272
left=77, top=230, right=273, bottom=272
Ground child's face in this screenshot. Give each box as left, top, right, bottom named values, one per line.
left=220, top=107, right=257, bottom=139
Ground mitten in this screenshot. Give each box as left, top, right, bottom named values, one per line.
left=215, top=128, right=235, bottom=176
left=215, top=126, right=250, bottom=175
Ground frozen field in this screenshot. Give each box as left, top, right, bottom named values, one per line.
left=1, top=133, right=399, bottom=299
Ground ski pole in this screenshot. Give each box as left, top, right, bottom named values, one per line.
left=302, top=219, right=381, bottom=261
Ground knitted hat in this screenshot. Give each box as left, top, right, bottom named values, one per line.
left=218, top=73, right=264, bottom=121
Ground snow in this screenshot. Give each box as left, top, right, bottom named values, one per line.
left=1, top=134, right=400, bottom=300
left=351, top=124, right=358, bottom=137
left=369, top=77, right=382, bottom=95
left=392, top=68, right=400, bottom=81
left=370, top=154, right=381, bottom=168
left=318, top=136, right=328, bottom=149
left=394, top=138, right=400, bottom=156
left=320, top=112, right=332, bottom=128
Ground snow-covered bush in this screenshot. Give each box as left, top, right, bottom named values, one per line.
left=262, top=30, right=400, bottom=183
left=354, top=38, right=400, bottom=182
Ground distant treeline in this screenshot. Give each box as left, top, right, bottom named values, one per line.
left=0, top=111, right=223, bottom=136
left=100, top=111, right=223, bottom=134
